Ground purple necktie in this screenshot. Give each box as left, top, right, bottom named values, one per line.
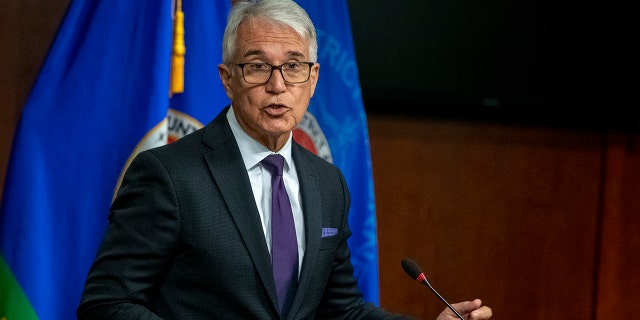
left=261, top=154, right=298, bottom=316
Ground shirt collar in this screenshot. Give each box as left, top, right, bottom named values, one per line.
left=226, top=106, right=293, bottom=173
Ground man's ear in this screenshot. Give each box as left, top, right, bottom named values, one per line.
left=309, top=63, right=320, bottom=98
left=218, top=64, right=234, bottom=100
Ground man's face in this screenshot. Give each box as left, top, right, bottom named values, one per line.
left=218, top=18, right=320, bottom=150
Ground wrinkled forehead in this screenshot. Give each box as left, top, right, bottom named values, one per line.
left=233, top=18, right=310, bottom=60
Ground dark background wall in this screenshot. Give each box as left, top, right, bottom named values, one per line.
left=2, top=1, right=638, bottom=318
left=347, top=0, right=637, bottom=128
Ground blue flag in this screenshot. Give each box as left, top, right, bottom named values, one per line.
left=0, top=1, right=221, bottom=319
left=294, top=0, right=380, bottom=305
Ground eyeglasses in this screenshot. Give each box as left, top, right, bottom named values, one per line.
left=235, top=62, right=315, bottom=84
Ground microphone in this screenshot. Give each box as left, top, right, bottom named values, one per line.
left=401, top=257, right=465, bottom=320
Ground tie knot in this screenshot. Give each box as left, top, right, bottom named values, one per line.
left=261, top=154, right=285, bottom=177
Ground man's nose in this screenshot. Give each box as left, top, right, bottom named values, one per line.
left=265, top=68, right=287, bottom=92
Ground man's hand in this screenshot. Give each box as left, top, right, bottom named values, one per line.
left=436, top=299, right=492, bottom=320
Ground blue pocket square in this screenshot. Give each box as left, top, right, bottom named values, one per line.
left=321, top=227, right=338, bottom=237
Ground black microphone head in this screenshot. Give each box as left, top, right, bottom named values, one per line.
left=401, top=257, right=423, bottom=279
left=401, top=258, right=463, bottom=319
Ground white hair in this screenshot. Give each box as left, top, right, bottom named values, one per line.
left=221, top=0, right=318, bottom=64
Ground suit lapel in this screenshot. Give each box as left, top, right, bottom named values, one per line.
left=201, top=110, right=279, bottom=311
left=287, top=143, right=322, bottom=318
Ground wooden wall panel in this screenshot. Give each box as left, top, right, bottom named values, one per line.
left=368, top=115, right=605, bottom=319
left=596, top=133, right=640, bottom=318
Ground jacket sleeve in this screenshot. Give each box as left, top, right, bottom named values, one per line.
left=77, top=150, right=178, bottom=320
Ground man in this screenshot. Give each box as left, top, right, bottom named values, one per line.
left=77, top=0, right=493, bottom=319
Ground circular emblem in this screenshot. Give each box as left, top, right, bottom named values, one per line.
left=166, top=108, right=203, bottom=142
left=293, top=111, right=333, bottom=163
left=113, top=108, right=203, bottom=200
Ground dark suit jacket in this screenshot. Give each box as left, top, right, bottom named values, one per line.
left=77, top=107, right=413, bottom=320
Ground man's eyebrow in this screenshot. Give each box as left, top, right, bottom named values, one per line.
left=287, top=51, right=305, bottom=58
left=242, top=49, right=264, bottom=58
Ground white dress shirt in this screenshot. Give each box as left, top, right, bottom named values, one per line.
left=226, top=106, right=305, bottom=275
